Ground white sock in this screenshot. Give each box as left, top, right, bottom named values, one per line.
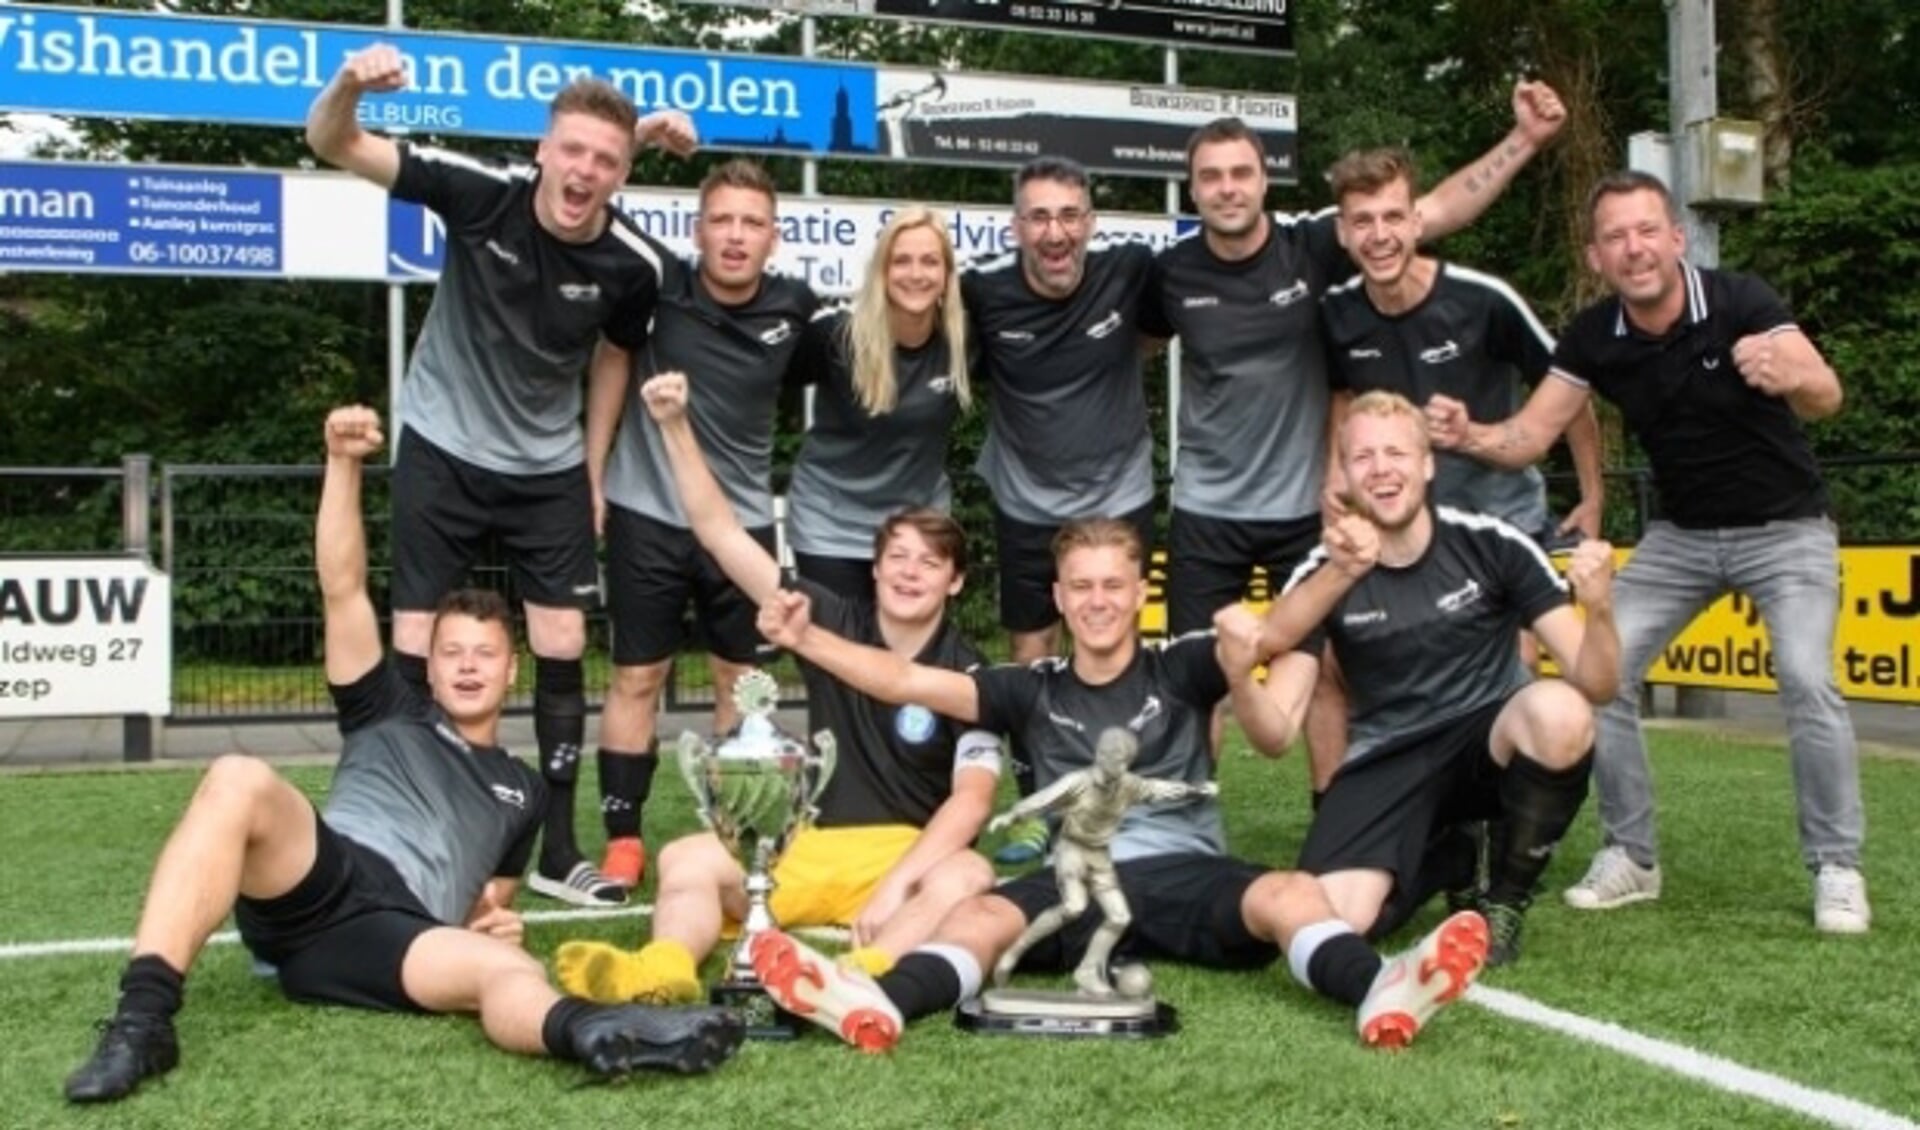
left=1287, top=919, right=1357, bottom=991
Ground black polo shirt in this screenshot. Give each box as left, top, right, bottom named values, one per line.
left=1550, top=263, right=1828, bottom=528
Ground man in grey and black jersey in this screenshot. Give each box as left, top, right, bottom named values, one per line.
left=1140, top=84, right=1572, bottom=649
left=555, top=371, right=999, bottom=1009
left=61, top=407, right=743, bottom=1106
left=1313, top=145, right=1606, bottom=811
left=962, top=156, right=1157, bottom=669
left=305, top=44, right=698, bottom=909
left=586, top=158, right=823, bottom=894
left=1233, top=391, right=1619, bottom=968
left=745, top=518, right=1500, bottom=1054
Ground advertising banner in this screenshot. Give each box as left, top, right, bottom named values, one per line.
left=0, top=558, right=171, bottom=718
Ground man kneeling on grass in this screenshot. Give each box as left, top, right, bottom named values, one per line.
left=741, top=516, right=1492, bottom=1053
left=62, top=407, right=743, bottom=1105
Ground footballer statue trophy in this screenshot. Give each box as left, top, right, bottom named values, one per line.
left=676, top=668, right=836, bottom=1038
left=956, top=727, right=1212, bottom=1039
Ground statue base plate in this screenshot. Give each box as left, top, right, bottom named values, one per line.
left=954, top=989, right=1178, bottom=1038
left=712, top=978, right=804, bottom=1041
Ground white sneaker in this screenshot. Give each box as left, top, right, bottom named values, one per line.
left=1562, top=846, right=1662, bottom=911
left=749, top=930, right=903, bottom=1052
left=1357, top=909, right=1490, bottom=1049
left=1813, top=865, right=1871, bottom=934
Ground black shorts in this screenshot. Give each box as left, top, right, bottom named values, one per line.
left=1165, top=508, right=1322, bottom=636
left=993, top=852, right=1277, bottom=972
left=793, top=553, right=874, bottom=605
left=389, top=429, right=598, bottom=612
left=993, top=501, right=1156, bottom=634
left=234, top=813, right=439, bottom=1013
left=1297, top=697, right=1511, bottom=933
left=605, top=505, right=777, bottom=666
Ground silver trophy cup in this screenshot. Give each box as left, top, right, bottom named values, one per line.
left=675, top=669, right=836, bottom=1036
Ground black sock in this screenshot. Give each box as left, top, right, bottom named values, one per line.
left=534, top=657, right=587, bottom=873
left=1487, top=751, right=1594, bottom=906
left=394, top=651, right=429, bottom=701
left=541, top=997, right=597, bottom=1060
left=1305, top=934, right=1383, bottom=1008
left=117, top=954, right=184, bottom=1020
left=876, top=953, right=962, bottom=1021
left=598, top=745, right=657, bottom=840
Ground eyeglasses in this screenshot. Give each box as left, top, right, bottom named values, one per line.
left=1018, top=208, right=1090, bottom=231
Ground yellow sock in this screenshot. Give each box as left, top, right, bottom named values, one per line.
left=843, top=946, right=895, bottom=978
left=634, top=939, right=703, bottom=1004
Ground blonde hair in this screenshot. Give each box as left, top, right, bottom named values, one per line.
left=844, top=207, right=970, bottom=414
left=1051, top=517, right=1144, bottom=569
left=1342, top=390, right=1431, bottom=453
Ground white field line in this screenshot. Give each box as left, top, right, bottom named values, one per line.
left=0, top=906, right=850, bottom=961
left=1467, top=985, right=1919, bottom=1130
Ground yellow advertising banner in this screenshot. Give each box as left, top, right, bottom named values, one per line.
left=1137, top=546, right=1920, bottom=705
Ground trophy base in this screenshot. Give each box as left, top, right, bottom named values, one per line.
left=954, top=989, right=1178, bottom=1038
left=711, top=978, right=805, bottom=1041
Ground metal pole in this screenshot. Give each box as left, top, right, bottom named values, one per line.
left=121, top=454, right=154, bottom=762
left=1667, top=0, right=1727, bottom=719
left=387, top=0, right=407, bottom=462
left=1163, top=46, right=1181, bottom=472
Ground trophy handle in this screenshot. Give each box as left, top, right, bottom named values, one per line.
left=674, top=731, right=713, bottom=829
left=808, top=730, right=837, bottom=811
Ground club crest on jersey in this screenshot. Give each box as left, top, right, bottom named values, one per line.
left=1085, top=310, right=1124, bottom=339
left=895, top=703, right=938, bottom=743
left=1436, top=577, right=1484, bottom=614
left=1127, top=695, right=1164, bottom=731
left=928, top=376, right=957, bottom=395
left=1419, top=339, right=1462, bottom=365
left=558, top=282, right=601, bottom=303
left=760, top=320, right=794, bottom=346
left=490, top=783, right=528, bottom=809
left=1269, top=280, right=1310, bottom=308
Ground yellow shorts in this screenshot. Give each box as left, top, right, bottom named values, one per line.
left=759, top=825, right=919, bottom=928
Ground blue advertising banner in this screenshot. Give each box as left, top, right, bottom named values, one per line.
left=0, top=5, right=877, bottom=153
left=0, top=161, right=282, bottom=275
left=0, top=7, right=1297, bottom=179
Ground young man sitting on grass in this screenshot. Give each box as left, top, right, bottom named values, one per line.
left=553, top=371, right=1001, bottom=1004
left=744, top=516, right=1492, bottom=1053
left=61, top=406, right=743, bottom=1105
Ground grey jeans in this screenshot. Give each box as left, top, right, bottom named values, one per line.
left=1599, top=517, right=1863, bottom=869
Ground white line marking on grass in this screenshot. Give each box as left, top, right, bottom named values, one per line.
left=1468, top=985, right=1920, bottom=1130
left=0, top=906, right=851, bottom=962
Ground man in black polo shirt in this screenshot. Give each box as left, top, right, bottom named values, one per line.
left=307, top=44, right=699, bottom=909
left=1425, top=170, right=1869, bottom=934
left=1236, top=392, right=1619, bottom=966
left=586, top=158, right=822, bottom=893
left=61, top=407, right=743, bottom=1105
left=555, top=371, right=999, bottom=1005
left=743, top=518, right=1494, bottom=1054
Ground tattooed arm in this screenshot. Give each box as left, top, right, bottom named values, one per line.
left=1416, top=80, right=1567, bottom=240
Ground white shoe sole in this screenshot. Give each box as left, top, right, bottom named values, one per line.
left=528, top=868, right=627, bottom=908
left=1562, top=887, right=1660, bottom=911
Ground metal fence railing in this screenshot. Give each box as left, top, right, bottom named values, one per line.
left=6, top=451, right=1918, bottom=739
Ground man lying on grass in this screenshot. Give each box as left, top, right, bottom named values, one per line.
left=62, top=406, right=743, bottom=1105
left=743, top=516, right=1491, bottom=1053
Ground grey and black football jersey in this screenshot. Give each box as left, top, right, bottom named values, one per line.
left=961, top=239, right=1155, bottom=523
left=1286, top=506, right=1570, bottom=766
left=799, top=581, right=997, bottom=829
left=972, top=632, right=1227, bottom=862
left=390, top=143, right=662, bottom=475
left=786, top=308, right=965, bottom=560
left=1142, top=210, right=1347, bottom=521
left=1321, top=262, right=1556, bottom=534
left=601, top=265, right=821, bottom=528
left=323, top=662, right=545, bottom=925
